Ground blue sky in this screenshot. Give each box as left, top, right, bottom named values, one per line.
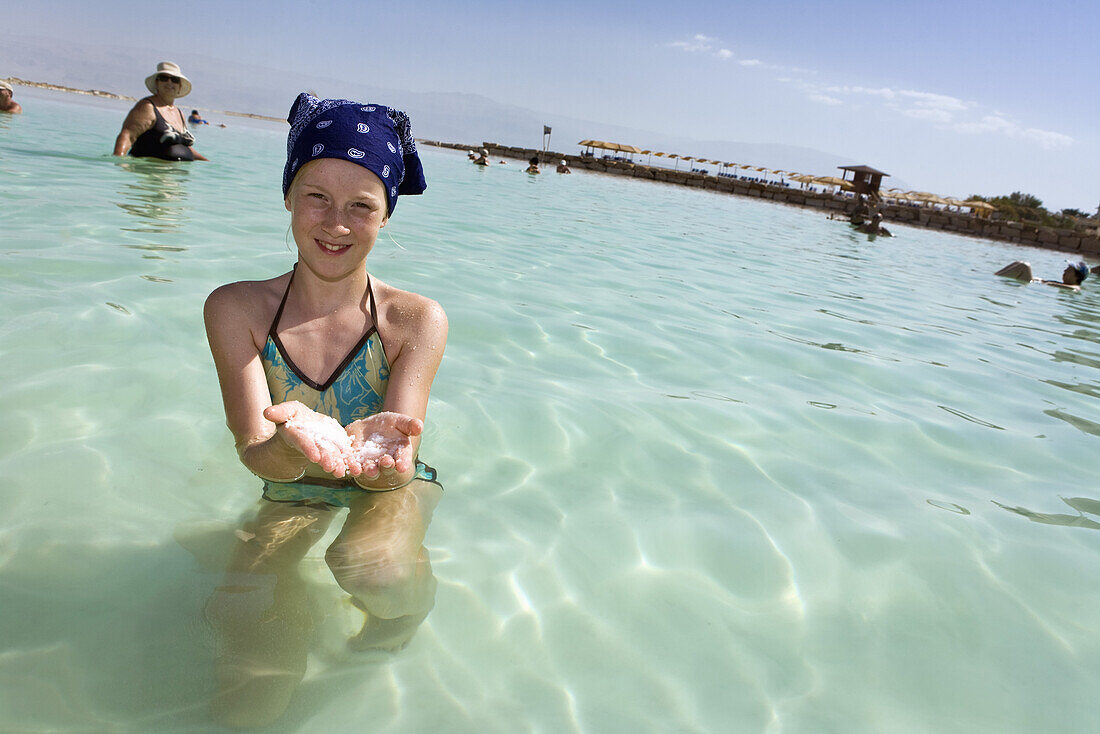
left=8, top=0, right=1099, bottom=210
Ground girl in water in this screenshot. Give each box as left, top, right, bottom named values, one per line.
left=203, top=94, right=446, bottom=726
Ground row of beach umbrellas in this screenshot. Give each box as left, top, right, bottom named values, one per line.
left=576, top=140, right=996, bottom=213
left=880, top=189, right=996, bottom=212
left=577, top=140, right=834, bottom=183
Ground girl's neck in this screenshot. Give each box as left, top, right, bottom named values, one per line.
left=291, top=262, right=371, bottom=316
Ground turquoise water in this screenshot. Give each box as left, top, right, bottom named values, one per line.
left=1, top=93, right=1098, bottom=733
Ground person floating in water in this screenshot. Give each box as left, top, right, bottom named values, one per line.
left=203, top=94, right=445, bottom=726
left=556, top=159, right=571, bottom=174
left=995, top=260, right=1089, bottom=290
left=113, top=62, right=208, bottom=161
left=849, top=194, right=869, bottom=226
left=0, top=80, right=22, bottom=114
left=187, top=109, right=209, bottom=125
left=526, top=156, right=540, bottom=174
left=857, top=212, right=892, bottom=237
left=472, top=148, right=489, bottom=166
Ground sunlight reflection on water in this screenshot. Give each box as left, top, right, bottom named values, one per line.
left=0, top=93, right=1098, bottom=733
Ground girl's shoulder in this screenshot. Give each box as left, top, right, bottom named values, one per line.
left=205, top=273, right=292, bottom=330
left=372, top=277, right=445, bottom=317
left=371, top=277, right=448, bottom=345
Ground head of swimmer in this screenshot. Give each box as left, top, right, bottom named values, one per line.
left=1063, top=262, right=1089, bottom=286
left=154, top=74, right=183, bottom=101
left=285, top=158, right=389, bottom=261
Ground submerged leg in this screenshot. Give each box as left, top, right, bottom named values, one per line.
left=204, top=501, right=335, bottom=728
left=325, top=480, right=442, bottom=651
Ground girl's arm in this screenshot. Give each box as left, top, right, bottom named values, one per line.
left=348, top=289, right=448, bottom=488
left=204, top=281, right=345, bottom=481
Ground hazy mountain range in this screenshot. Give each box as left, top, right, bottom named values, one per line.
left=2, top=34, right=907, bottom=184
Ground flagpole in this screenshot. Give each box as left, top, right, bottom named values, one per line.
left=542, top=125, right=552, bottom=164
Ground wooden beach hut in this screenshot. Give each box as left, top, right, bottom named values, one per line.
left=838, top=164, right=889, bottom=198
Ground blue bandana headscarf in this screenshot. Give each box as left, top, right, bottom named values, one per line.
left=283, top=93, right=426, bottom=216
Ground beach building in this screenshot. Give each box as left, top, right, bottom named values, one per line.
left=839, top=164, right=889, bottom=199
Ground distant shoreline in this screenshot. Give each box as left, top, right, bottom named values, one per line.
left=4, top=77, right=285, bottom=124
left=8, top=77, right=1097, bottom=259
left=421, top=140, right=1100, bottom=258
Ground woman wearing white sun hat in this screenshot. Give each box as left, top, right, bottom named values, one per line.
left=113, top=61, right=207, bottom=160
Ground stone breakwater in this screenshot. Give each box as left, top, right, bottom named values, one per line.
left=5, top=77, right=136, bottom=101
left=5, top=79, right=284, bottom=124
left=420, top=140, right=1100, bottom=258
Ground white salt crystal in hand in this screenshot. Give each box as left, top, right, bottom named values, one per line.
left=285, top=414, right=353, bottom=454
left=353, top=432, right=402, bottom=463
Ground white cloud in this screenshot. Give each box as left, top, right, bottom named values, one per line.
left=669, top=35, right=756, bottom=62
left=899, top=90, right=967, bottom=112
left=804, top=81, right=1072, bottom=150
left=739, top=59, right=763, bottom=67
left=953, top=114, right=1073, bottom=149
left=953, top=115, right=1013, bottom=135
left=824, top=85, right=896, bottom=99
left=669, top=34, right=718, bottom=53
left=903, top=108, right=953, bottom=123
left=1022, top=128, right=1074, bottom=149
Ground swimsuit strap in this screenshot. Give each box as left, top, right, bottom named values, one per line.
left=268, top=263, right=298, bottom=337
left=366, top=273, right=381, bottom=343
left=152, top=101, right=187, bottom=135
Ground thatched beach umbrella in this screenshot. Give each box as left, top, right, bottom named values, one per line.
left=962, top=200, right=995, bottom=211
left=577, top=140, right=642, bottom=161
left=812, top=176, right=854, bottom=193
left=962, top=200, right=996, bottom=217
left=907, top=191, right=948, bottom=207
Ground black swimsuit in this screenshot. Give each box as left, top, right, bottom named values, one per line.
left=130, top=103, right=194, bottom=161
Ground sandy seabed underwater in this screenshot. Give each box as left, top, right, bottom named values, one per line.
left=0, top=92, right=1098, bottom=733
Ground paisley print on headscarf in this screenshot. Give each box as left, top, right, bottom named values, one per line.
left=282, top=93, right=426, bottom=216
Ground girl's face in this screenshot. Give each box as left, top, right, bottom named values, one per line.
left=285, top=158, right=388, bottom=279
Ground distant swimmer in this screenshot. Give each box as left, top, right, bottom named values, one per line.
left=995, top=260, right=1089, bottom=290
left=849, top=195, right=869, bottom=226
left=472, top=148, right=489, bottom=166
left=188, top=109, right=209, bottom=125
left=526, top=156, right=540, bottom=175
left=556, top=159, right=571, bottom=174
left=0, top=80, right=22, bottom=114
left=113, top=62, right=208, bottom=161
left=856, top=212, right=892, bottom=237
